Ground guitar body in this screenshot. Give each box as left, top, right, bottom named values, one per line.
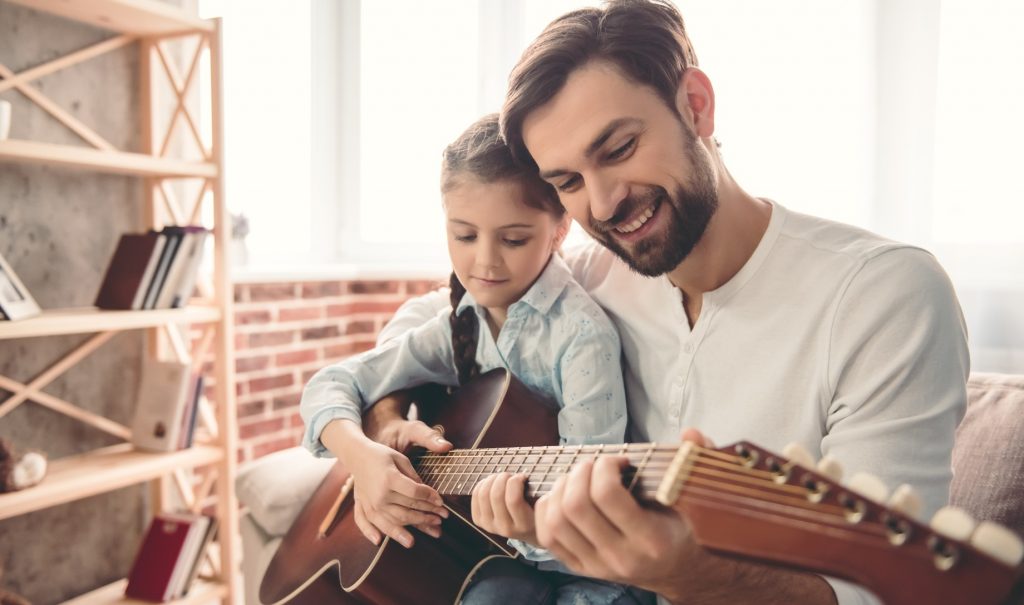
left=260, top=369, right=560, bottom=605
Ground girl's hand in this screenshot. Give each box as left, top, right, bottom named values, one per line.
left=470, top=473, right=538, bottom=545
left=321, top=418, right=451, bottom=548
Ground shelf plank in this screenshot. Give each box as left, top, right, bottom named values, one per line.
left=0, top=139, right=217, bottom=178
left=8, top=0, right=213, bottom=35
left=0, top=306, right=222, bottom=340
left=0, top=443, right=223, bottom=520
left=62, top=578, right=226, bottom=605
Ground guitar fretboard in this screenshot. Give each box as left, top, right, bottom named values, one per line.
left=413, top=443, right=683, bottom=500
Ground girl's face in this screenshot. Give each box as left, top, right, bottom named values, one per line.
left=445, top=178, right=566, bottom=316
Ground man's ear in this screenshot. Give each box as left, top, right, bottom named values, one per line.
left=675, top=67, right=716, bottom=139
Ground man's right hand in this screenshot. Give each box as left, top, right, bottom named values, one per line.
left=320, top=416, right=452, bottom=548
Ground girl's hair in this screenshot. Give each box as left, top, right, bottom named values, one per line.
left=441, top=113, right=564, bottom=385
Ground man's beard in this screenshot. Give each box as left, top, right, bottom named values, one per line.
left=589, top=139, right=718, bottom=277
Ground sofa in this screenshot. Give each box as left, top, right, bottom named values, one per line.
left=235, top=372, right=1024, bottom=605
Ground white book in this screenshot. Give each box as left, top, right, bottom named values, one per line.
left=169, top=231, right=208, bottom=308
left=129, top=234, right=167, bottom=310
left=169, top=514, right=210, bottom=599
left=130, top=359, right=192, bottom=452
left=156, top=232, right=199, bottom=309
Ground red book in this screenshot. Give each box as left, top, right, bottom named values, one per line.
left=94, top=233, right=163, bottom=310
left=124, top=514, right=194, bottom=602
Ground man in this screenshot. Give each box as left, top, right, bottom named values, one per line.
left=351, top=1, right=968, bottom=603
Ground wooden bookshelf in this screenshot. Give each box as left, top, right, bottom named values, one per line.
left=0, top=444, right=224, bottom=521
left=0, top=306, right=222, bottom=340
left=7, top=0, right=214, bottom=36
left=63, top=578, right=226, bottom=605
left=1, top=1, right=239, bottom=602
left=0, top=139, right=217, bottom=178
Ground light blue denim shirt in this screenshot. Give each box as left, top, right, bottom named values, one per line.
left=300, top=255, right=627, bottom=563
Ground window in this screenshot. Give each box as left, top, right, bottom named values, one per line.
left=205, top=1, right=1022, bottom=369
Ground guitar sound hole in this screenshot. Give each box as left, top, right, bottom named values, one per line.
left=928, top=535, right=960, bottom=571
left=838, top=493, right=866, bottom=523
left=883, top=514, right=912, bottom=546
left=802, top=474, right=827, bottom=503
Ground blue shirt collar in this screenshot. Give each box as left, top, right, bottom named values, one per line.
left=455, top=254, right=572, bottom=317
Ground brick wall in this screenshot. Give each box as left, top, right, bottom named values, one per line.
left=224, top=277, right=444, bottom=463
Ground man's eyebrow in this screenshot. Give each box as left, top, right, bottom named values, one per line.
left=538, top=118, right=641, bottom=180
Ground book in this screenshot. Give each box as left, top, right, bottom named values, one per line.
left=124, top=513, right=195, bottom=602
left=168, top=514, right=210, bottom=599
left=176, top=372, right=204, bottom=450
left=94, top=233, right=163, bottom=310
left=130, top=359, right=193, bottom=452
left=169, top=230, right=209, bottom=308
left=132, top=234, right=167, bottom=310
left=178, top=516, right=218, bottom=597
left=142, top=227, right=185, bottom=310
left=156, top=228, right=208, bottom=309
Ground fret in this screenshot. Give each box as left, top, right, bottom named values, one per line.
left=628, top=443, right=655, bottom=493
left=532, top=445, right=561, bottom=498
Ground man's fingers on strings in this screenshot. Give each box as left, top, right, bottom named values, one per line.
left=488, top=473, right=515, bottom=532
left=587, top=455, right=645, bottom=537
left=505, top=474, right=533, bottom=528
left=471, top=475, right=495, bottom=527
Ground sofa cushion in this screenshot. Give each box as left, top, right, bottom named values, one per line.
left=236, top=446, right=335, bottom=536
left=950, top=372, right=1024, bottom=538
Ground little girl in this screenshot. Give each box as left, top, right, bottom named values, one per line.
left=300, top=114, right=653, bottom=605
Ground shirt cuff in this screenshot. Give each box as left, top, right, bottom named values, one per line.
left=507, top=538, right=554, bottom=563
left=302, top=407, right=362, bottom=458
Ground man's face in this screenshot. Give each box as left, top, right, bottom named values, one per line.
left=522, top=61, right=718, bottom=276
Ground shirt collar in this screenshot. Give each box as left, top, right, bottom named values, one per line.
left=455, top=254, right=572, bottom=317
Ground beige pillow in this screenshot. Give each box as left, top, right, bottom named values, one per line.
left=235, top=446, right=335, bottom=536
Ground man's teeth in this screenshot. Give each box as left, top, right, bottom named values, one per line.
left=615, top=204, right=656, bottom=234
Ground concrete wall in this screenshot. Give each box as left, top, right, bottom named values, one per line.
left=0, top=2, right=152, bottom=602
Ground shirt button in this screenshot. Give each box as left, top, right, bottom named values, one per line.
left=670, top=407, right=680, bottom=419
left=683, top=343, right=694, bottom=354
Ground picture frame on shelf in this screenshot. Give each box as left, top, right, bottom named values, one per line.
left=0, top=251, right=41, bottom=321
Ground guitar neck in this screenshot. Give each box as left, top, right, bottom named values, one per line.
left=413, top=443, right=680, bottom=500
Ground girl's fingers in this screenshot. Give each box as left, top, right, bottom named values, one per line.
left=353, top=499, right=382, bottom=546
left=488, top=473, right=515, bottom=533
left=506, top=474, right=534, bottom=530
left=471, top=475, right=496, bottom=528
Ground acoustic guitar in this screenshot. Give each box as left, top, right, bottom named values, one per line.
left=261, top=368, right=1024, bottom=605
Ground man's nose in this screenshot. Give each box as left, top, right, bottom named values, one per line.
left=586, top=171, right=627, bottom=223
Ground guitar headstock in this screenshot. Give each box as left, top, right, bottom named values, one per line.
left=656, top=440, right=1024, bottom=605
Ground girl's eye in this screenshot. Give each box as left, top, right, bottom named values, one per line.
left=557, top=175, right=581, bottom=193
left=454, top=234, right=476, bottom=243
left=504, top=238, right=529, bottom=247
left=607, top=137, right=636, bottom=161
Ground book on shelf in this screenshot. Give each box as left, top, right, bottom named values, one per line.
left=94, top=226, right=208, bottom=311
left=130, top=359, right=198, bottom=452
left=177, top=371, right=205, bottom=450
left=125, top=512, right=214, bottom=602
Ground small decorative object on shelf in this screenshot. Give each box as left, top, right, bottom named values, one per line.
left=0, top=252, right=40, bottom=321
left=0, top=438, right=48, bottom=493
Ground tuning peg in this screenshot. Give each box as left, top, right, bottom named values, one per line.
left=846, top=472, right=888, bottom=503
left=887, top=484, right=923, bottom=518
left=970, top=521, right=1024, bottom=567
left=816, top=456, right=842, bottom=482
left=931, top=506, right=977, bottom=541
left=782, top=442, right=814, bottom=468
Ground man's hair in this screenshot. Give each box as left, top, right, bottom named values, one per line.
left=500, top=0, right=699, bottom=167
left=440, top=113, right=563, bottom=386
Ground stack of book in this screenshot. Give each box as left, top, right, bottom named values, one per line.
left=131, top=359, right=205, bottom=453
left=95, top=226, right=209, bottom=311
left=125, top=512, right=218, bottom=602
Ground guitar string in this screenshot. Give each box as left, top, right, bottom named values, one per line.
left=414, top=447, right=916, bottom=538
